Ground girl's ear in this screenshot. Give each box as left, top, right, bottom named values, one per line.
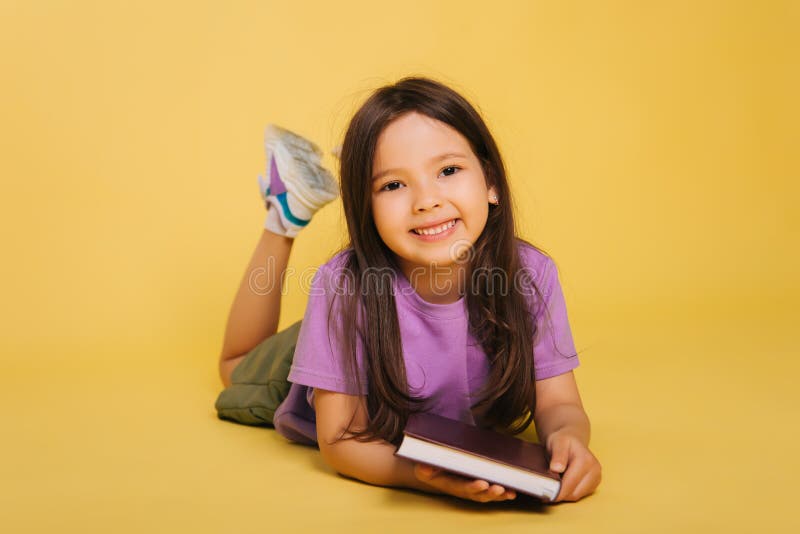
left=488, top=186, right=499, bottom=205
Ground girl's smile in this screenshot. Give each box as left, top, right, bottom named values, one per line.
left=410, top=217, right=460, bottom=240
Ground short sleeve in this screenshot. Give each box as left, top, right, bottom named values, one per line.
left=530, top=257, right=580, bottom=380
left=287, top=263, right=369, bottom=395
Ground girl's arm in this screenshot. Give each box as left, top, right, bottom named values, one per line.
left=533, top=371, right=602, bottom=502
left=313, top=388, right=440, bottom=493
left=533, top=371, right=590, bottom=446
left=313, top=389, right=516, bottom=502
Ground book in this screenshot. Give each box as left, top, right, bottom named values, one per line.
left=394, top=411, right=561, bottom=501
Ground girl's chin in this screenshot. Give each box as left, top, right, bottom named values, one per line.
left=398, top=252, right=463, bottom=271
left=395, top=244, right=474, bottom=267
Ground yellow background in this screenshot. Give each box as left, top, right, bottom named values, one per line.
left=1, top=0, right=797, bottom=532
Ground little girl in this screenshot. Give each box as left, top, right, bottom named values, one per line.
left=216, top=77, right=601, bottom=504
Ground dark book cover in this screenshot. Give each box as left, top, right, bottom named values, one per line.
left=400, top=412, right=561, bottom=483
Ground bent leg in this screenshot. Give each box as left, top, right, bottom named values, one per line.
left=219, top=124, right=339, bottom=387
left=219, top=229, right=293, bottom=387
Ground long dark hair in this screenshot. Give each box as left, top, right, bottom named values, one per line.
left=327, top=76, right=554, bottom=447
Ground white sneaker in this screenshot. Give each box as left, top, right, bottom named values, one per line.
left=258, top=124, right=339, bottom=238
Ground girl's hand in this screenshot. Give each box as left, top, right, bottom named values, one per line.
left=414, top=463, right=517, bottom=503
left=546, top=429, right=602, bottom=502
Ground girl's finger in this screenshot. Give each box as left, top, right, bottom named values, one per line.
left=466, top=479, right=490, bottom=493
left=484, top=484, right=508, bottom=499
left=416, top=464, right=441, bottom=479
left=554, top=459, right=584, bottom=502
left=474, top=482, right=496, bottom=498
left=468, top=481, right=506, bottom=500
left=442, top=474, right=493, bottom=500
left=569, top=469, right=601, bottom=501
left=549, top=438, right=571, bottom=473
left=479, top=484, right=516, bottom=502
left=424, top=465, right=441, bottom=477
left=425, top=470, right=513, bottom=503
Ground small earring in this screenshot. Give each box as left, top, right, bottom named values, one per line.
left=489, top=195, right=499, bottom=205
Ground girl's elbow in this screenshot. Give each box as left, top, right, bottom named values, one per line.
left=317, top=439, right=339, bottom=471
left=318, top=437, right=352, bottom=476
left=318, top=440, right=392, bottom=488
left=320, top=449, right=367, bottom=485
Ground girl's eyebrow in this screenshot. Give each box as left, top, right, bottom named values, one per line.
left=372, top=152, right=468, bottom=182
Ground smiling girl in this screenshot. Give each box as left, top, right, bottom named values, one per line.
left=216, top=77, right=601, bottom=504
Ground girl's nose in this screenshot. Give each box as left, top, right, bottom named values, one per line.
left=414, top=196, right=442, bottom=212
left=413, top=183, right=443, bottom=212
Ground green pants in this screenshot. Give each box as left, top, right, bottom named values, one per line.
left=214, top=320, right=302, bottom=426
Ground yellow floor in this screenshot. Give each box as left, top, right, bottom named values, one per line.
left=2, top=295, right=795, bottom=533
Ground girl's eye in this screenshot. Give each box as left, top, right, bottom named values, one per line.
left=381, top=181, right=403, bottom=192
left=379, top=166, right=460, bottom=192
left=441, top=166, right=461, bottom=177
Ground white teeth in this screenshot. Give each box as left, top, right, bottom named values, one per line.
left=413, top=219, right=456, bottom=235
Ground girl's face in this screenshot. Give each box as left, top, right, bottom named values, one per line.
left=370, top=112, right=497, bottom=273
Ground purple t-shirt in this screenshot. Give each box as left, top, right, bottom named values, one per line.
left=272, top=241, right=580, bottom=445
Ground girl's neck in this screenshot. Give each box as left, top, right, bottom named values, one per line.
left=398, top=261, right=466, bottom=305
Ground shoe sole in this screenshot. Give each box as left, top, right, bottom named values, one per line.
left=264, top=125, right=339, bottom=209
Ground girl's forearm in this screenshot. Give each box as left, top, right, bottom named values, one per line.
left=320, top=435, right=444, bottom=495
left=534, top=403, right=591, bottom=447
